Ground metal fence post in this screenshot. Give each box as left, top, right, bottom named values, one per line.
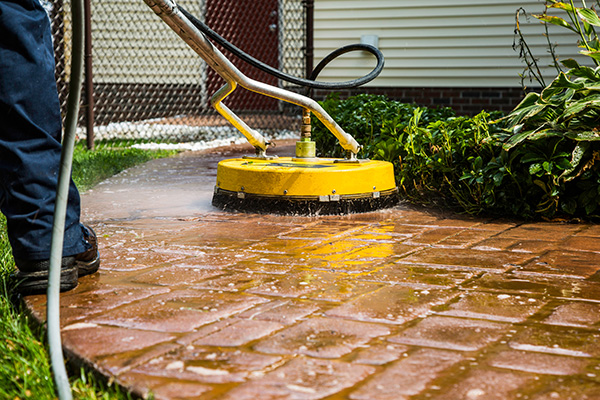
left=84, top=0, right=94, bottom=150
left=304, top=0, right=314, bottom=79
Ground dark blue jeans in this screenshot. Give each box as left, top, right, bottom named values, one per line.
left=0, top=0, right=87, bottom=261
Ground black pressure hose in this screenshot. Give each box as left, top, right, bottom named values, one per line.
left=177, top=5, right=384, bottom=90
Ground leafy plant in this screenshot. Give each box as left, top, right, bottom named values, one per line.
left=537, top=0, right=600, bottom=63
left=514, top=0, right=600, bottom=87
left=312, top=92, right=600, bottom=220
left=497, top=57, right=600, bottom=218
left=311, top=93, right=454, bottom=158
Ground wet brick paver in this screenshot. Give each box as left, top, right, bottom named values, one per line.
left=24, top=143, right=600, bottom=399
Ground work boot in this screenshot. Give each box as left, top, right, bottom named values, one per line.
left=75, top=224, right=100, bottom=276
left=14, top=257, right=78, bottom=296
left=14, top=224, right=101, bottom=296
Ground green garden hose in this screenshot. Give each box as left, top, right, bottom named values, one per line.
left=47, top=0, right=85, bottom=397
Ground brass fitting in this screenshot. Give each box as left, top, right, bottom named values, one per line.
left=296, top=109, right=316, bottom=158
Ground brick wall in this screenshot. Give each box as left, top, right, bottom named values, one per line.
left=312, top=87, right=529, bottom=116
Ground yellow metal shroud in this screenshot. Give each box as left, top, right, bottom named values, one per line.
left=215, top=157, right=396, bottom=198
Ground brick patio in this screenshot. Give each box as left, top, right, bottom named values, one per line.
left=24, top=142, right=600, bottom=399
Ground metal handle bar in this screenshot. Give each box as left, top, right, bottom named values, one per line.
left=143, top=0, right=361, bottom=156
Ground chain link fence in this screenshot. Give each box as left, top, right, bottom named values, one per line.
left=50, top=0, right=308, bottom=146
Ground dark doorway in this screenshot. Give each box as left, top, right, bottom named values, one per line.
left=205, top=0, right=280, bottom=111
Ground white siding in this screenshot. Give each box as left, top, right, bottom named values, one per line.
left=314, top=0, right=590, bottom=87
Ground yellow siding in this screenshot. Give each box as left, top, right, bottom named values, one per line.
left=314, top=0, right=590, bottom=87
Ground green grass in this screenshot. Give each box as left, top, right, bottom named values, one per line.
left=0, top=142, right=176, bottom=399
left=73, top=142, right=178, bottom=192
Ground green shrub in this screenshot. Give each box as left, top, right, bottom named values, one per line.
left=312, top=92, right=600, bottom=220
left=311, top=93, right=455, bottom=158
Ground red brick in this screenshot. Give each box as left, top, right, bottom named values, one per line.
left=363, top=264, right=474, bottom=288
left=388, top=316, right=510, bottom=351
left=350, top=343, right=409, bottom=366
left=507, top=240, right=561, bottom=254
left=489, top=350, right=587, bottom=375
left=575, top=225, right=600, bottom=237
left=88, top=290, right=268, bottom=332
left=530, top=379, right=600, bottom=399
left=429, top=368, right=536, bottom=400
left=561, top=236, right=600, bottom=253
left=350, top=349, right=463, bottom=399
left=114, top=373, right=213, bottom=400
left=253, top=317, right=390, bottom=358
left=126, top=346, right=282, bottom=384
left=498, top=223, right=584, bottom=240
left=460, top=272, right=563, bottom=296
left=221, top=357, right=375, bottom=400
left=246, top=270, right=337, bottom=298
left=326, top=285, right=459, bottom=325
left=61, top=325, right=175, bottom=359
left=544, top=301, right=600, bottom=328
left=127, top=264, right=223, bottom=287
left=438, top=292, right=546, bottom=323
left=398, top=247, right=532, bottom=272
left=519, top=250, right=600, bottom=278
left=310, top=279, right=383, bottom=302
left=34, top=283, right=170, bottom=325
left=191, top=318, right=284, bottom=347
left=22, top=144, right=600, bottom=400
left=508, top=323, right=600, bottom=358
left=237, top=299, right=320, bottom=324
left=472, top=237, right=518, bottom=251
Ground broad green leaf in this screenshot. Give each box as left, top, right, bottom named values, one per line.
left=499, top=92, right=545, bottom=127
left=565, top=130, right=600, bottom=141
left=503, top=129, right=536, bottom=150
left=547, top=72, right=584, bottom=91
left=527, top=129, right=570, bottom=141
left=560, top=95, right=600, bottom=121
left=584, top=20, right=595, bottom=36
left=534, top=14, right=577, bottom=32
left=503, top=121, right=554, bottom=149
left=560, top=142, right=590, bottom=181
left=561, top=58, right=581, bottom=69
left=543, top=161, right=552, bottom=173
left=580, top=50, right=600, bottom=62
left=541, top=73, right=583, bottom=102
left=513, top=92, right=541, bottom=110
left=554, top=158, right=573, bottom=170
left=489, top=172, right=501, bottom=185
left=522, top=153, right=545, bottom=163
left=566, top=65, right=599, bottom=80
left=549, top=2, right=576, bottom=13
left=577, top=8, right=600, bottom=27
left=523, top=103, right=551, bottom=120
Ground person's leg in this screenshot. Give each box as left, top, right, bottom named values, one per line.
left=0, top=0, right=95, bottom=293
